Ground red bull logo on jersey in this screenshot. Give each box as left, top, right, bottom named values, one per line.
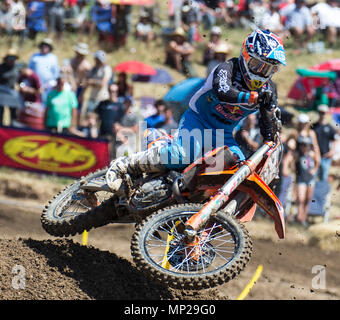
left=215, top=104, right=244, bottom=122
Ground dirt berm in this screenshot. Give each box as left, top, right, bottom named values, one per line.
left=0, top=238, right=223, bottom=300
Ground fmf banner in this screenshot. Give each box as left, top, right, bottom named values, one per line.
left=0, top=126, right=110, bottom=178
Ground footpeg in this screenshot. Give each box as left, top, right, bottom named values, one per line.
left=80, top=177, right=112, bottom=192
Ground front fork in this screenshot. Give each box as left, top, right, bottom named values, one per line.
left=183, top=142, right=273, bottom=242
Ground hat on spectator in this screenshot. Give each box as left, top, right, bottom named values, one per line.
left=39, top=38, right=54, bottom=51
left=298, top=113, right=310, bottom=124
left=182, top=5, right=191, bottom=13
left=140, top=11, right=150, bottom=19
left=172, top=27, right=186, bottom=38
left=211, top=26, right=222, bottom=35
left=94, top=50, right=106, bottom=63
left=74, top=42, right=89, bottom=56
left=4, top=48, right=19, bottom=59
left=214, top=42, right=232, bottom=54
left=317, top=104, right=329, bottom=113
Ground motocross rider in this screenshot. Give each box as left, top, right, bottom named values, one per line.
left=105, top=29, right=287, bottom=192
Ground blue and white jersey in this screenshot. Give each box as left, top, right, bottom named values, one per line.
left=189, top=58, right=277, bottom=133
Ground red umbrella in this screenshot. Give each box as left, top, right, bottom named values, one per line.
left=312, top=59, right=340, bottom=71
left=114, top=61, right=157, bottom=76
left=110, top=0, right=154, bottom=5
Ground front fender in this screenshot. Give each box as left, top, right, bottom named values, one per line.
left=238, top=172, right=285, bottom=239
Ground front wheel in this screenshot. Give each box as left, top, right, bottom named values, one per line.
left=131, top=203, right=253, bottom=290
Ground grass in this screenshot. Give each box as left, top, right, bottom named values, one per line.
left=4, top=28, right=339, bottom=101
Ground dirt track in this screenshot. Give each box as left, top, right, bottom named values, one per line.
left=0, top=194, right=339, bottom=300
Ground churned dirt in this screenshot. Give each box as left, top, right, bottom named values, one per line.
left=0, top=171, right=339, bottom=300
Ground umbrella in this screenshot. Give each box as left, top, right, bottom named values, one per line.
left=312, top=59, right=340, bottom=72
left=163, top=77, right=205, bottom=121
left=110, top=0, right=154, bottom=4
left=132, top=68, right=174, bottom=84
left=114, top=61, right=157, bottom=76
left=0, top=85, right=24, bottom=109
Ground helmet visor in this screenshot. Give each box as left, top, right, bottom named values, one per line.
left=247, top=57, right=280, bottom=78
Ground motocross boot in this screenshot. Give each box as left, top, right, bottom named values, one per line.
left=105, top=146, right=168, bottom=192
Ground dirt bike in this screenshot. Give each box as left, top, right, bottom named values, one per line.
left=41, top=130, right=285, bottom=290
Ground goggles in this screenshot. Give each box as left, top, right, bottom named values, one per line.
left=247, top=57, right=280, bottom=78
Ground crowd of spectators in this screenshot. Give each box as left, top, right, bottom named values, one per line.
left=1, top=1, right=340, bottom=51
left=0, top=36, right=179, bottom=160
left=235, top=103, right=340, bottom=227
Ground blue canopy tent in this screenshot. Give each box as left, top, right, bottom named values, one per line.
left=0, top=85, right=24, bottom=109
left=132, top=68, right=174, bottom=84
left=163, top=77, right=205, bottom=122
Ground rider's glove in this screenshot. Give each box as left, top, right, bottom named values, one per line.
left=259, top=105, right=282, bottom=142
left=257, top=88, right=273, bottom=110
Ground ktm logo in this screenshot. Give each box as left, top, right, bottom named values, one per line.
left=3, top=135, right=96, bottom=172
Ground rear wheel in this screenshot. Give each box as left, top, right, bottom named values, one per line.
left=131, top=203, right=253, bottom=290
left=41, top=168, right=116, bottom=237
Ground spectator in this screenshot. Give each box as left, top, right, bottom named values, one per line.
left=46, top=0, right=65, bottom=41
left=284, top=0, right=315, bottom=54
left=65, top=43, right=92, bottom=112
left=165, top=27, right=196, bottom=78
left=44, top=74, right=78, bottom=133
left=63, top=0, right=79, bottom=31
left=70, top=111, right=99, bottom=139
left=95, top=83, right=124, bottom=136
left=85, top=50, right=112, bottom=114
left=181, top=0, right=200, bottom=44
left=114, top=97, right=141, bottom=156
left=0, top=48, right=20, bottom=125
left=114, top=4, right=130, bottom=48
left=160, top=106, right=178, bottom=134
left=26, top=0, right=47, bottom=40
left=0, top=0, right=26, bottom=45
left=288, top=113, right=321, bottom=171
left=247, top=0, right=267, bottom=28
left=95, top=83, right=124, bottom=158
left=116, top=72, right=133, bottom=100
left=200, top=0, right=222, bottom=30
left=281, top=137, right=297, bottom=179
left=135, top=12, right=155, bottom=45
left=202, top=26, right=222, bottom=65
left=17, top=64, right=44, bottom=129
left=206, top=41, right=232, bottom=76
left=28, top=38, right=60, bottom=97
left=144, top=99, right=166, bottom=129
left=234, top=113, right=262, bottom=159
left=311, top=0, right=340, bottom=49
left=312, top=104, right=339, bottom=182
left=17, top=64, right=42, bottom=103
left=260, top=2, right=286, bottom=37
left=68, top=0, right=89, bottom=32
left=295, top=135, right=319, bottom=227
left=0, top=48, right=20, bottom=89
left=139, top=1, right=160, bottom=26
left=90, top=0, right=113, bottom=44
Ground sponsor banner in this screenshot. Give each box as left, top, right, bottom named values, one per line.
left=0, top=126, right=110, bottom=178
